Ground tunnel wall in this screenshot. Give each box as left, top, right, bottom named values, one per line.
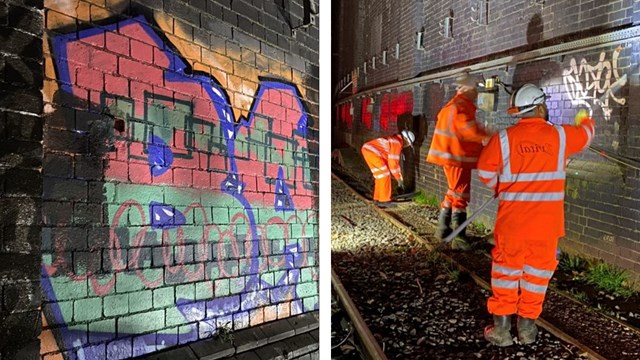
left=335, top=0, right=640, bottom=85
left=334, top=0, right=640, bottom=284
left=37, top=0, right=319, bottom=359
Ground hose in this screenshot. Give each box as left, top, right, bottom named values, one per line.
left=331, top=323, right=355, bottom=350
left=586, top=145, right=640, bottom=172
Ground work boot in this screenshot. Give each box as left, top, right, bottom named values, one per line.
left=450, top=211, right=470, bottom=250
left=517, top=316, right=538, bottom=345
left=484, top=315, right=513, bottom=347
left=374, top=201, right=397, bottom=208
left=435, top=208, right=452, bottom=240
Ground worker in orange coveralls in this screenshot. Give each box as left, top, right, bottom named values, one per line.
left=427, top=72, right=491, bottom=250
left=361, top=130, right=415, bottom=208
left=478, top=84, right=595, bottom=347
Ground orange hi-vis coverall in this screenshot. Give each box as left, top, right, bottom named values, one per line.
left=477, top=116, right=595, bottom=319
left=361, top=134, right=404, bottom=202
left=427, top=94, right=487, bottom=210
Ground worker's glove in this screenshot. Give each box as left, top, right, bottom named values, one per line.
left=398, top=179, right=405, bottom=191
left=574, top=109, right=589, bottom=126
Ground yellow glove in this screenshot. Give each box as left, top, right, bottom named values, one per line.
left=574, top=109, right=588, bottom=126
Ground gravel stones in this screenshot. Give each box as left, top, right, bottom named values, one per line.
left=332, top=181, right=413, bottom=253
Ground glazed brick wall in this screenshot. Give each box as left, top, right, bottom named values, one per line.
left=335, top=0, right=640, bottom=284
left=336, top=0, right=640, bottom=92
left=0, top=0, right=44, bottom=359
left=40, top=0, right=319, bottom=359
left=414, top=46, right=640, bottom=285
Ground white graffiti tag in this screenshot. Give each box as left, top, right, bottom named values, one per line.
left=562, top=47, right=625, bottom=121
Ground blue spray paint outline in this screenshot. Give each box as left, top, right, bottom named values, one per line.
left=148, top=135, right=174, bottom=177
left=48, top=16, right=312, bottom=359
left=274, top=166, right=295, bottom=211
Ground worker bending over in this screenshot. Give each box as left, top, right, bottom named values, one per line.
left=427, top=72, right=491, bottom=249
left=477, top=84, right=595, bottom=346
left=361, top=130, right=415, bottom=208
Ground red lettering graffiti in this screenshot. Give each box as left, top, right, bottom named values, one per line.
left=380, top=91, right=413, bottom=130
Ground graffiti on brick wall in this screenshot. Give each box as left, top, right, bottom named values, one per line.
left=42, top=16, right=317, bottom=359
left=361, top=97, right=373, bottom=129
left=562, top=47, right=626, bottom=121
left=338, top=102, right=353, bottom=129
left=380, top=92, right=413, bottom=131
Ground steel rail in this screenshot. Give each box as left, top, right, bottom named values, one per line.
left=331, top=172, right=608, bottom=360
left=476, top=240, right=640, bottom=338
left=336, top=25, right=640, bottom=105
left=331, top=269, right=388, bottom=360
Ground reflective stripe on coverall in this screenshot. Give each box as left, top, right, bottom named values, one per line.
left=427, top=94, right=487, bottom=210
left=477, top=116, right=595, bottom=318
left=361, top=134, right=404, bottom=202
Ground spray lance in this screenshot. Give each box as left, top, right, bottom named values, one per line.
left=441, top=193, right=497, bottom=244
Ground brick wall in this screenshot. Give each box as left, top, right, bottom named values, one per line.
left=334, top=0, right=640, bottom=284
left=0, top=0, right=44, bottom=358
left=336, top=0, right=640, bottom=92
left=41, top=0, right=319, bottom=358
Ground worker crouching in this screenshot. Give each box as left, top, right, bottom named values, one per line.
left=477, top=84, right=595, bottom=346
left=361, top=130, right=415, bottom=208
left=427, top=72, right=491, bottom=250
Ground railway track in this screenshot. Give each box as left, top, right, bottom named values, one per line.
left=332, top=269, right=387, bottom=360
left=331, top=171, right=640, bottom=359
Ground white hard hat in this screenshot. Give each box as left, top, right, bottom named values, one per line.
left=453, top=72, right=479, bottom=89
left=401, top=130, right=415, bottom=145
left=508, top=84, right=547, bottom=116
